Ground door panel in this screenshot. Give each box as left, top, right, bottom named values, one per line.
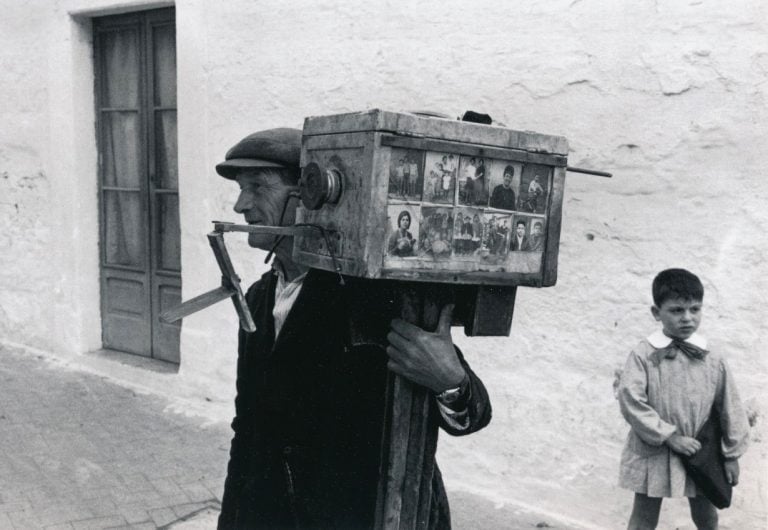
left=154, top=110, right=178, bottom=189
left=156, top=193, right=181, bottom=272
left=103, top=272, right=151, bottom=355
left=100, top=28, right=141, bottom=108
left=101, top=112, right=142, bottom=187
left=96, top=8, right=180, bottom=363
left=151, top=23, right=177, bottom=107
left=152, top=281, right=181, bottom=363
left=103, top=190, right=145, bottom=267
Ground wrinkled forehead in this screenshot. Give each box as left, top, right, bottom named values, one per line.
left=234, top=168, right=291, bottom=187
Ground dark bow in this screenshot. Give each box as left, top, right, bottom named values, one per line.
left=651, top=339, right=708, bottom=365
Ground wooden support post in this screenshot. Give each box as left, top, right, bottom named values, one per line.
left=375, top=284, right=445, bottom=530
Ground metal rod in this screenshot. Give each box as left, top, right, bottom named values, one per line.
left=566, top=166, right=612, bottom=178
left=212, top=221, right=313, bottom=236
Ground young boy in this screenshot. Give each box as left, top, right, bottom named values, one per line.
left=618, top=268, right=750, bottom=530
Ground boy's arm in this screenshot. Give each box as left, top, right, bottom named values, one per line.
left=618, top=349, right=677, bottom=446
left=715, top=358, right=750, bottom=460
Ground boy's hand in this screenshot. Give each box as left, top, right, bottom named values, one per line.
left=666, top=433, right=701, bottom=456
left=724, top=459, right=740, bottom=485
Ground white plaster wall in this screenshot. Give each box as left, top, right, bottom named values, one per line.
left=1, top=0, right=766, bottom=526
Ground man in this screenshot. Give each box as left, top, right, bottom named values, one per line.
left=527, top=174, right=545, bottom=212
left=510, top=219, right=530, bottom=251
left=529, top=221, right=545, bottom=251
left=216, top=128, right=492, bottom=529
left=489, top=165, right=516, bottom=210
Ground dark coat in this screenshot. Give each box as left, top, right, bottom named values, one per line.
left=511, top=234, right=531, bottom=251
left=489, top=185, right=516, bottom=210
left=218, top=269, right=492, bottom=529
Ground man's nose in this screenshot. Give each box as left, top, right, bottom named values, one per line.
left=233, top=190, right=253, bottom=214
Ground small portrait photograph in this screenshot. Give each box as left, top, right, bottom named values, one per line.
left=457, top=155, right=489, bottom=207
left=388, top=148, right=425, bottom=201
left=528, top=218, right=546, bottom=251
left=452, top=207, right=485, bottom=257
left=482, top=214, right=512, bottom=257
left=488, top=161, right=522, bottom=211
left=518, top=164, right=551, bottom=214
left=422, top=151, right=457, bottom=204
left=417, top=206, right=454, bottom=259
left=509, top=215, right=546, bottom=252
left=385, top=205, right=419, bottom=258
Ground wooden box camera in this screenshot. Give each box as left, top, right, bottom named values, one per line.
left=295, top=110, right=569, bottom=335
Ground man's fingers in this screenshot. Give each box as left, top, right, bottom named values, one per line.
left=390, top=318, right=422, bottom=340
left=436, top=304, right=455, bottom=335
left=386, top=332, right=410, bottom=356
left=391, top=304, right=455, bottom=338
left=387, top=359, right=402, bottom=375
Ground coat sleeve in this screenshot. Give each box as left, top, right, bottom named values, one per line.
left=218, top=283, right=264, bottom=528
left=715, top=357, right=750, bottom=459
left=437, top=346, right=492, bottom=436
left=617, top=349, right=677, bottom=446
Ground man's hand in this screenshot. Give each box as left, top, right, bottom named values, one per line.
left=666, top=433, right=701, bottom=456
left=724, top=459, right=740, bottom=486
left=386, top=304, right=466, bottom=393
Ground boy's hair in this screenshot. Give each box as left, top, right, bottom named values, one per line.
left=652, top=268, right=704, bottom=306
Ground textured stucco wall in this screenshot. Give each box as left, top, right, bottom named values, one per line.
left=1, top=0, right=766, bottom=527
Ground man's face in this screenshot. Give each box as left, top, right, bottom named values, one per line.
left=233, top=169, right=297, bottom=251
left=516, top=223, right=525, bottom=237
left=533, top=224, right=542, bottom=236
left=503, top=174, right=512, bottom=188
left=651, top=297, right=703, bottom=341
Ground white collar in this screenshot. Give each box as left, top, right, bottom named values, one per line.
left=647, top=329, right=708, bottom=350
left=274, top=268, right=307, bottom=287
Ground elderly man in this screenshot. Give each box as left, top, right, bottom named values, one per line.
left=215, top=128, right=491, bottom=530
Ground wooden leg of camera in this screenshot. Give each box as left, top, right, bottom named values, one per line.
left=374, top=285, right=443, bottom=530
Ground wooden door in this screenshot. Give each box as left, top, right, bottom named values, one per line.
left=95, top=8, right=181, bottom=363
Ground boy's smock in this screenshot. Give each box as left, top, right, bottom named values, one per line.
left=617, top=330, right=749, bottom=498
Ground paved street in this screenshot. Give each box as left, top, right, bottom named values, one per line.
left=0, top=346, right=585, bottom=530
left=0, top=347, right=230, bottom=530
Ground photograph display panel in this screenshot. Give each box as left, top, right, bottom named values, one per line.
left=384, top=204, right=420, bottom=258
left=488, top=160, right=522, bottom=211
left=510, top=215, right=547, bottom=252
left=519, top=164, right=551, bottom=214
left=482, top=213, right=512, bottom=259
left=452, top=207, right=486, bottom=258
left=422, top=151, right=457, bottom=204
left=457, top=156, right=489, bottom=207
left=384, top=148, right=551, bottom=270
left=388, top=148, right=425, bottom=201
left=418, top=206, right=454, bottom=259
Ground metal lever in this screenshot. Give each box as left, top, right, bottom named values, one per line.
left=159, top=227, right=257, bottom=332
left=159, top=222, right=321, bottom=331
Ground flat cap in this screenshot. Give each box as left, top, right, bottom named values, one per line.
left=216, top=127, right=302, bottom=179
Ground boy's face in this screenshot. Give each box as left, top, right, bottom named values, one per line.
left=651, top=297, right=703, bottom=340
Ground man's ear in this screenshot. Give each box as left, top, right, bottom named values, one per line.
left=650, top=305, right=661, bottom=321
